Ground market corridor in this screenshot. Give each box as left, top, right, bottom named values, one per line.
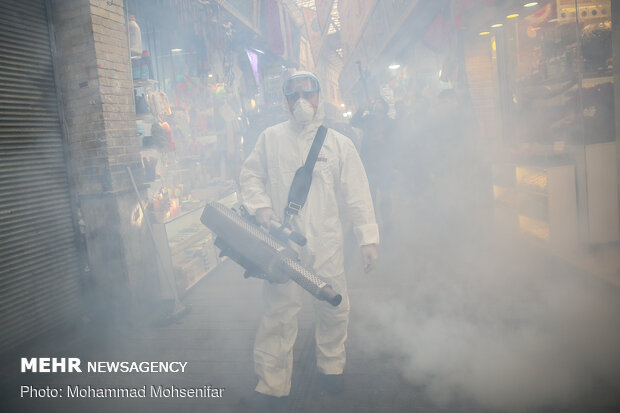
left=2, top=1, right=620, bottom=412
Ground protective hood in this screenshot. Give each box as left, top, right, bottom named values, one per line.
left=282, top=70, right=325, bottom=134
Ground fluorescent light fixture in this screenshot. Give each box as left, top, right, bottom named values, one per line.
left=171, top=48, right=183, bottom=52
left=548, top=18, right=558, bottom=23
left=524, top=2, right=538, bottom=7
left=389, top=64, right=401, bottom=70
left=479, top=31, right=490, bottom=35
left=208, top=73, right=213, bottom=78
left=491, top=23, right=503, bottom=28
left=506, top=13, right=519, bottom=19
left=253, top=48, right=265, bottom=54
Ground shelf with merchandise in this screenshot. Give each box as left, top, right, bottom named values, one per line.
left=151, top=190, right=237, bottom=294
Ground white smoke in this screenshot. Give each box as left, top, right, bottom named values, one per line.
left=352, top=191, right=620, bottom=412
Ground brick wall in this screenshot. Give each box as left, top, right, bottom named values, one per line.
left=90, top=0, right=141, bottom=189
left=52, top=0, right=139, bottom=194
left=52, top=0, right=108, bottom=194
left=51, top=0, right=162, bottom=322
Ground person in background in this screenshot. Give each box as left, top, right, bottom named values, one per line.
left=350, top=97, right=395, bottom=241
left=239, top=71, right=379, bottom=412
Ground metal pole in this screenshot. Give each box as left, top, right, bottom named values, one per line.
left=127, top=166, right=187, bottom=320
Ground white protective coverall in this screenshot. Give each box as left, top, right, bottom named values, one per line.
left=239, top=72, right=379, bottom=397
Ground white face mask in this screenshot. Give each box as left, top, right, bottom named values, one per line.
left=292, top=98, right=315, bottom=125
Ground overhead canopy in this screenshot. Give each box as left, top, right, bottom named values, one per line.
left=338, top=0, right=450, bottom=100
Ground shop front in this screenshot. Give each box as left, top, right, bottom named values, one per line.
left=123, top=0, right=301, bottom=297
left=337, top=0, right=619, bottom=281
left=0, top=0, right=83, bottom=352
left=461, top=0, right=619, bottom=278
left=123, top=0, right=252, bottom=297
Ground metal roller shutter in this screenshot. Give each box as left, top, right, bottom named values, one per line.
left=0, top=0, right=82, bottom=351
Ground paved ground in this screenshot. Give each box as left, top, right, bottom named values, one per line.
left=2, top=194, right=620, bottom=412
left=3, top=258, right=445, bottom=413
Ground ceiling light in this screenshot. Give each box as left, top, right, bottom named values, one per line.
left=340, top=103, right=345, bottom=108
left=524, top=2, right=538, bottom=7
left=388, top=64, right=401, bottom=70
left=253, top=48, right=265, bottom=54
left=506, top=14, right=519, bottom=19
left=479, top=31, right=490, bottom=36
left=491, top=23, right=503, bottom=28
left=171, top=48, right=183, bottom=52
left=208, top=73, right=213, bottom=78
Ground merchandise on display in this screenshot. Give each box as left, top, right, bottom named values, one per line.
left=128, top=15, right=142, bottom=56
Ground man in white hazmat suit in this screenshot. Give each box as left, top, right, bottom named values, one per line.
left=239, top=71, right=379, bottom=409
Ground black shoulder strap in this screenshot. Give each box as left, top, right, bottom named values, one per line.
left=304, top=125, right=328, bottom=173
left=284, top=125, right=328, bottom=218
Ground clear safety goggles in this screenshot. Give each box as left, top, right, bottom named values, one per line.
left=283, top=74, right=320, bottom=100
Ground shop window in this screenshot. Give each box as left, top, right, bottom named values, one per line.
left=492, top=0, right=613, bottom=147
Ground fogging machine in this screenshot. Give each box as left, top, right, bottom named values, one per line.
left=200, top=202, right=342, bottom=306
